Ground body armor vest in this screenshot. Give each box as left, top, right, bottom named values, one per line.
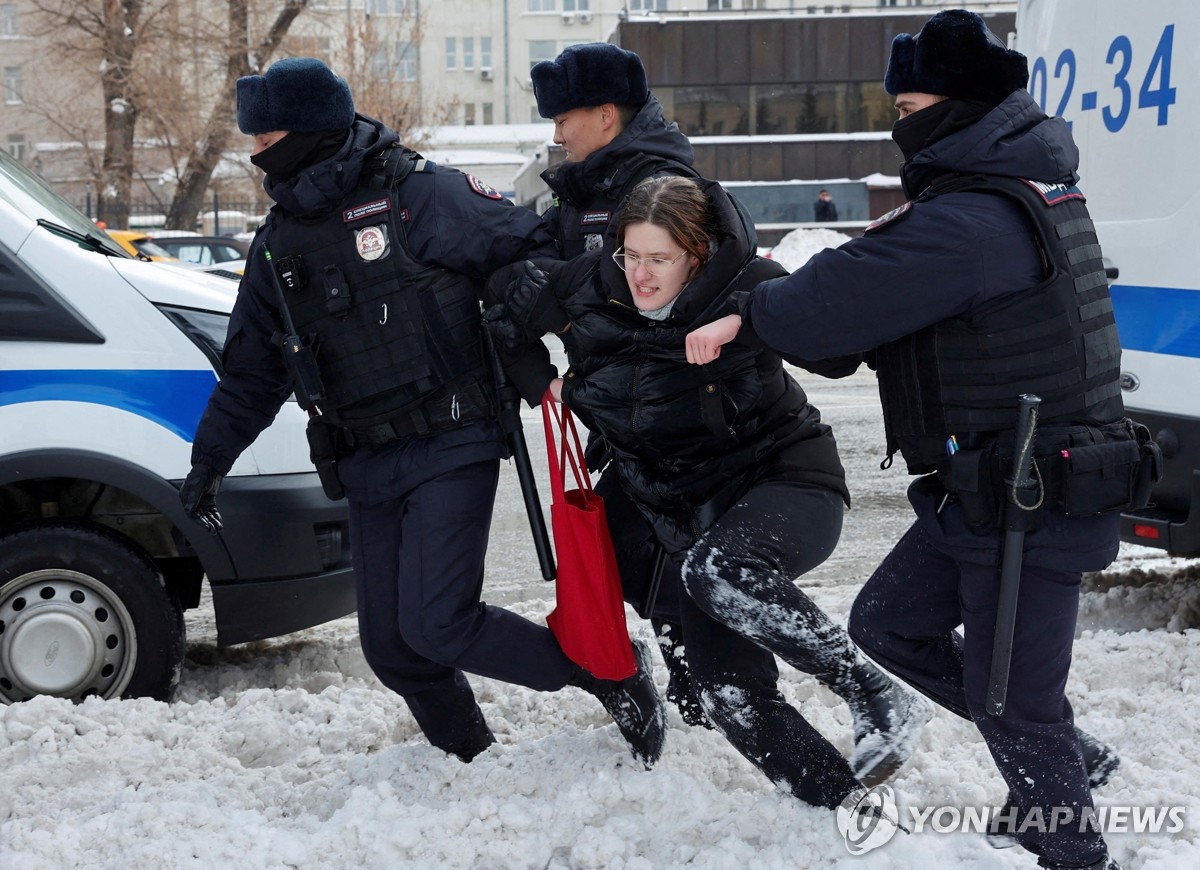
left=266, top=147, right=492, bottom=429
left=551, top=154, right=697, bottom=260
left=875, top=174, right=1124, bottom=473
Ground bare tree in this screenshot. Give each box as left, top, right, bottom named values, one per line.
left=163, top=0, right=307, bottom=232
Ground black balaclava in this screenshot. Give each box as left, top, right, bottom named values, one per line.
left=893, top=98, right=994, bottom=196
left=250, top=129, right=348, bottom=182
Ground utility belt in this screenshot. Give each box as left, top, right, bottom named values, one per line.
left=935, top=418, right=1162, bottom=528
left=338, top=378, right=496, bottom=449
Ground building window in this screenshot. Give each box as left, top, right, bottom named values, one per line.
left=445, top=37, right=456, bottom=70
left=482, top=102, right=494, bottom=125
left=527, top=0, right=555, bottom=11
left=374, top=43, right=418, bottom=81
left=6, top=133, right=25, bottom=160
left=529, top=40, right=556, bottom=69
left=462, top=37, right=474, bottom=71
left=366, top=0, right=409, bottom=14
left=1, top=4, right=18, bottom=37
left=3, top=66, right=22, bottom=104
left=667, top=85, right=749, bottom=136
left=630, top=0, right=667, bottom=10
left=707, top=0, right=733, bottom=9
left=563, top=0, right=589, bottom=10
left=480, top=36, right=492, bottom=69
left=396, top=42, right=418, bottom=81
left=464, top=103, right=476, bottom=125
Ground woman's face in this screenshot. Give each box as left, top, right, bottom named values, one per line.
left=620, top=222, right=700, bottom=313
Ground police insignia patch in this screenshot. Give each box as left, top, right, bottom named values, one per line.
left=864, top=201, right=913, bottom=233
left=467, top=174, right=502, bottom=200
left=355, top=224, right=390, bottom=261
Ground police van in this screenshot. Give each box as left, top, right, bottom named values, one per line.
left=1017, top=0, right=1200, bottom=555
left=0, top=149, right=356, bottom=703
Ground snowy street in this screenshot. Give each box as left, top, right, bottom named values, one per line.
left=2, top=363, right=1198, bottom=869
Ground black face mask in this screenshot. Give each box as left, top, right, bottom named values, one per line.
left=250, top=129, right=348, bottom=181
left=890, top=98, right=996, bottom=162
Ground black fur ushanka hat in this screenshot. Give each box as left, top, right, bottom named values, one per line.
left=531, top=43, right=649, bottom=119
left=884, top=9, right=1029, bottom=106
left=236, top=58, right=355, bottom=135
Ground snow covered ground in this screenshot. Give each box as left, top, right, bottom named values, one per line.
left=2, top=230, right=1197, bottom=869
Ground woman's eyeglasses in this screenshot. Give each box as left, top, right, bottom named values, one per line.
left=611, top=247, right=686, bottom=276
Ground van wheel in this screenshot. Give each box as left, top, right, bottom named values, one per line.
left=0, top=524, right=185, bottom=703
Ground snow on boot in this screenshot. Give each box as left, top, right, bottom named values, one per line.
left=442, top=712, right=497, bottom=763
left=1078, top=727, right=1120, bottom=789
left=569, top=639, right=667, bottom=768
left=839, top=661, right=934, bottom=787
left=656, top=629, right=713, bottom=729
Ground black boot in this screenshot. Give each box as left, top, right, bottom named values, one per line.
left=1078, top=728, right=1119, bottom=788
left=442, top=711, right=497, bottom=763
left=569, top=639, right=667, bottom=768
left=1043, top=856, right=1121, bottom=870
left=654, top=622, right=712, bottom=729
left=828, top=658, right=933, bottom=787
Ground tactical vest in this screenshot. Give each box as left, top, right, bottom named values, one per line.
left=550, top=154, right=697, bottom=259
left=265, top=147, right=494, bottom=434
left=874, top=174, right=1124, bottom=473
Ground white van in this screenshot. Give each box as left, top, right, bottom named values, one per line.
left=1016, top=0, right=1200, bottom=555
left=0, top=149, right=355, bottom=703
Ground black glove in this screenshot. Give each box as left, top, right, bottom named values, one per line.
left=483, top=303, right=540, bottom=362
left=507, top=261, right=569, bottom=335
left=179, top=463, right=224, bottom=535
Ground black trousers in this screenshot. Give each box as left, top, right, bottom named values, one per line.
left=605, top=474, right=863, bottom=809
left=347, top=454, right=576, bottom=752
left=849, top=476, right=1117, bottom=868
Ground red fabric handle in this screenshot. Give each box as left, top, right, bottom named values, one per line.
left=542, top=388, right=591, bottom=503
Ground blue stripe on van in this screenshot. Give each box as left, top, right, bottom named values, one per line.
left=1111, top=284, right=1200, bottom=359
left=0, top=369, right=218, bottom=441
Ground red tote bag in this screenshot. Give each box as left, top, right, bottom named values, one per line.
left=541, top=391, right=637, bottom=681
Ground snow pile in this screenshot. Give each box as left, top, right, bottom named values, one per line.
left=769, top=227, right=854, bottom=272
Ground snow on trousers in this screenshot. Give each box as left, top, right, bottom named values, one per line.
left=343, top=443, right=577, bottom=753
left=677, top=481, right=865, bottom=809
left=848, top=477, right=1113, bottom=868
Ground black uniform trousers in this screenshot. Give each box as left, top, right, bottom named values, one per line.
left=849, top=475, right=1117, bottom=869
left=340, top=430, right=576, bottom=753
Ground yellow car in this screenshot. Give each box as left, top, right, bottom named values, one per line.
left=104, top=229, right=178, bottom=262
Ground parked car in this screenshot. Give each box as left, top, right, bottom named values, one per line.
left=103, top=229, right=178, bottom=262
left=154, top=235, right=251, bottom=266
left=0, top=148, right=355, bottom=704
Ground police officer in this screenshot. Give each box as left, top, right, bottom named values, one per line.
left=177, top=57, right=665, bottom=767
left=686, top=11, right=1149, bottom=869
left=503, top=41, right=722, bottom=729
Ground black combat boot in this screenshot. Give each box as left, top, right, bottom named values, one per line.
left=827, top=658, right=933, bottom=787
left=442, top=711, right=497, bottom=763
left=1078, top=728, right=1119, bottom=788
left=569, top=639, right=667, bottom=768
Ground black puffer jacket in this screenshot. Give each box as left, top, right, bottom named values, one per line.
left=556, top=180, right=851, bottom=553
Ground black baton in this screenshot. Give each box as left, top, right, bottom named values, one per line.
left=484, top=328, right=556, bottom=581
left=986, top=393, right=1042, bottom=716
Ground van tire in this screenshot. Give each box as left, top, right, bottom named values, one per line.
left=0, top=523, right=185, bottom=704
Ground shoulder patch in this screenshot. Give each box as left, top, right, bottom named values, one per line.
left=864, top=200, right=913, bottom=233
left=466, top=174, right=502, bottom=200
left=1020, top=178, right=1086, bottom=206
left=580, top=210, right=611, bottom=225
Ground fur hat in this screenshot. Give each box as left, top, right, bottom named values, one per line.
left=531, top=43, right=649, bottom=119
left=236, top=57, right=355, bottom=135
left=884, top=10, right=1028, bottom=106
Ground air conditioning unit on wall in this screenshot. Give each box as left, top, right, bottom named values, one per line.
left=480, top=68, right=493, bottom=80
left=578, top=11, right=593, bottom=23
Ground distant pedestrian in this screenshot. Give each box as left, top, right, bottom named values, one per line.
left=813, top=189, right=839, bottom=222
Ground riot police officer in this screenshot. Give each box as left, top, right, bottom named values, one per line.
left=178, top=57, right=665, bottom=767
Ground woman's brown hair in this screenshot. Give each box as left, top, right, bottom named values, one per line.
left=616, top=176, right=716, bottom=275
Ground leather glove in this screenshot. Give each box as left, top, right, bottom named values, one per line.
left=179, top=463, right=224, bottom=535
left=483, top=303, right=539, bottom=362
left=507, top=261, right=569, bottom=335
